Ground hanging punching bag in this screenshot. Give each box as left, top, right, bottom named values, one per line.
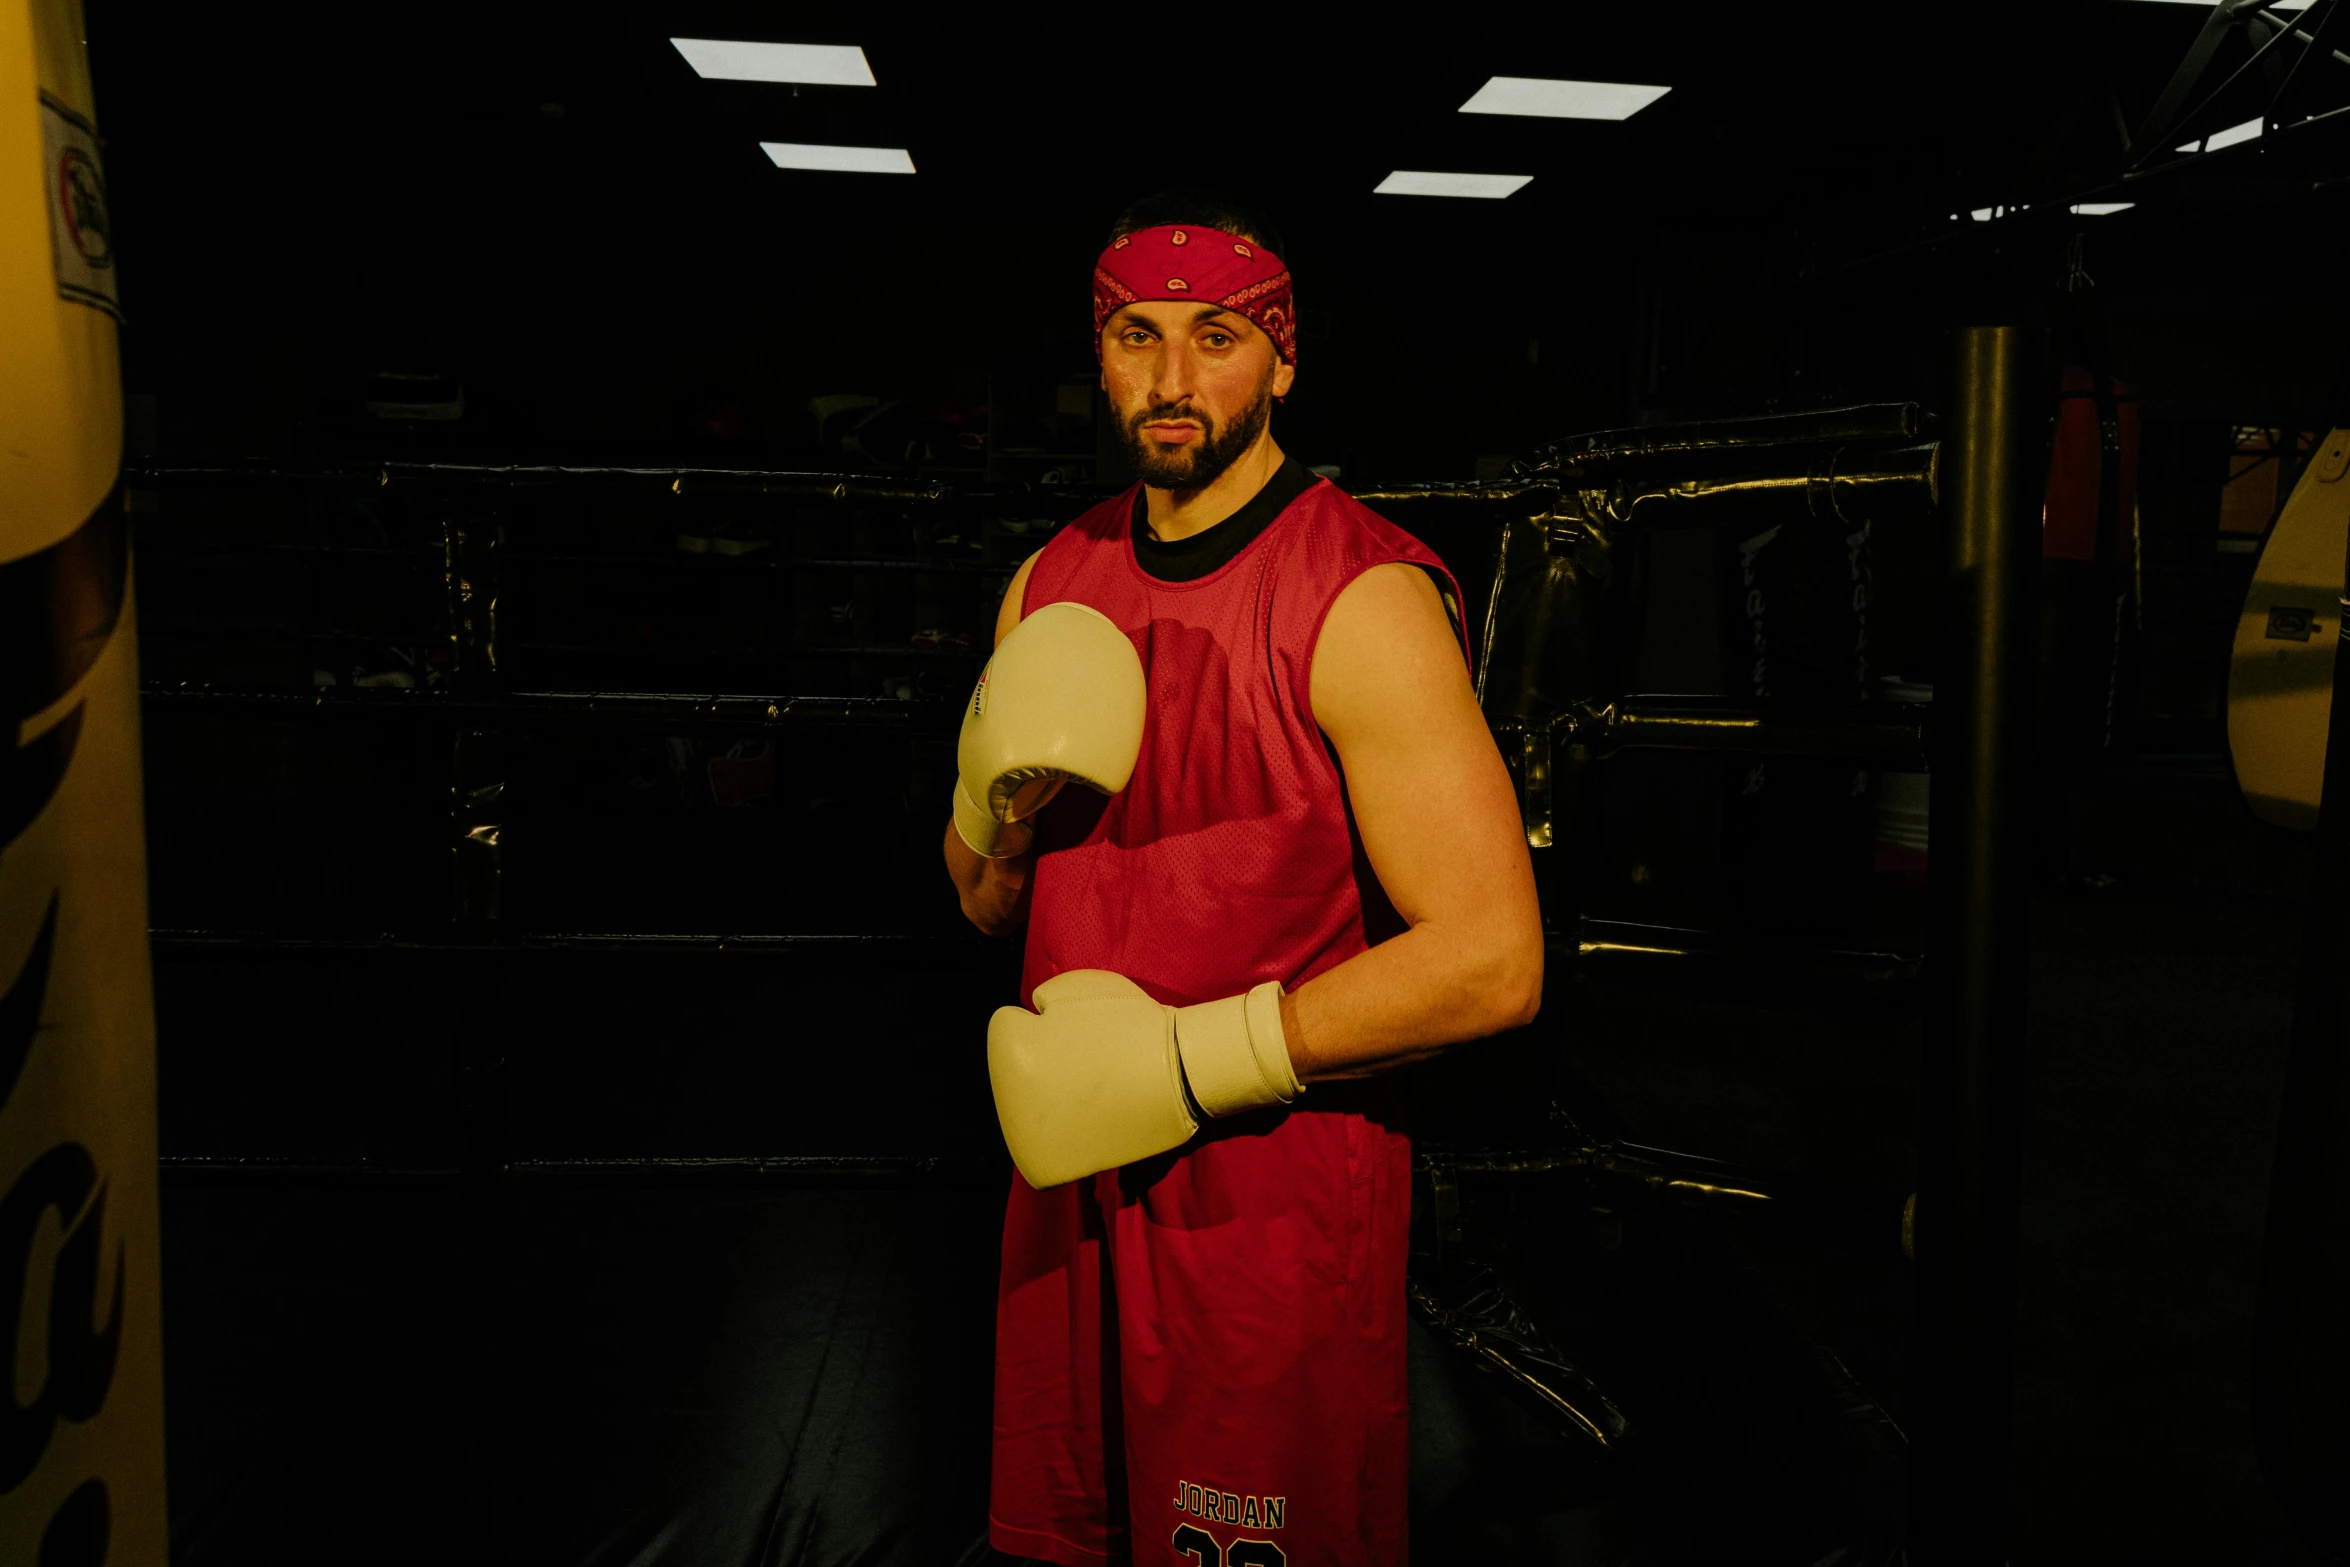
left=2255, top=455, right=2350, bottom=1560
left=0, top=2, right=168, bottom=1563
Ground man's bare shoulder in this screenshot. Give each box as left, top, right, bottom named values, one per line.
left=1309, top=562, right=1472, bottom=738
left=1328, top=558, right=1448, bottom=624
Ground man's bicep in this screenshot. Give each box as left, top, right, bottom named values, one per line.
left=1312, top=564, right=1526, bottom=926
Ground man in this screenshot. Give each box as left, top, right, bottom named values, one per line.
left=944, top=190, right=1543, bottom=1567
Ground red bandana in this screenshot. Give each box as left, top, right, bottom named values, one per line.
left=1092, top=224, right=1296, bottom=365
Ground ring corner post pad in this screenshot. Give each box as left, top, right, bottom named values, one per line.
left=1909, top=322, right=2038, bottom=1564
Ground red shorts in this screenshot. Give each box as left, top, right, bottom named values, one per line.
left=989, top=1100, right=1411, bottom=1567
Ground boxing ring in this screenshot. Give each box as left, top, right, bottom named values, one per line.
left=132, top=332, right=2038, bottom=1564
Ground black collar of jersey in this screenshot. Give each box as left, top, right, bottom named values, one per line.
left=1130, top=456, right=1318, bottom=583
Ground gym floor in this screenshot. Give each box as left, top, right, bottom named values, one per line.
left=154, top=757, right=2319, bottom=1564
left=1570, top=756, right=2316, bottom=1563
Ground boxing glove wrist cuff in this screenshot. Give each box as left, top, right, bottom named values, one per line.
left=1174, top=982, right=1303, bottom=1118
left=953, top=777, right=1019, bottom=858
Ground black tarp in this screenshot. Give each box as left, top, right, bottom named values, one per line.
left=164, top=1173, right=1907, bottom=1567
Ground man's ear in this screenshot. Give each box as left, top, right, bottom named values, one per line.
left=1272, top=360, right=1297, bottom=400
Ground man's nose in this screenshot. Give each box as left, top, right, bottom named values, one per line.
left=1150, top=340, right=1198, bottom=407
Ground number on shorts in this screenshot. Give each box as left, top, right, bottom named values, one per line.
left=1170, top=1526, right=1285, bottom=1567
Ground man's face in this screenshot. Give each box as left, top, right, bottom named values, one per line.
left=1101, top=300, right=1297, bottom=490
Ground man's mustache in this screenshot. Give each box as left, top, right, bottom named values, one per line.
left=1127, top=402, right=1215, bottom=436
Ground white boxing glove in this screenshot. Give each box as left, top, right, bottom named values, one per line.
left=987, top=970, right=1304, bottom=1190
left=953, top=600, right=1148, bottom=858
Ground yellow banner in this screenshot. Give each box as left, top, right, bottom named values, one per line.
left=1, top=1, right=168, bottom=1562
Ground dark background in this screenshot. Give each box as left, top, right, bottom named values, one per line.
left=89, top=3, right=2349, bottom=470
left=76, top=2, right=2348, bottom=1562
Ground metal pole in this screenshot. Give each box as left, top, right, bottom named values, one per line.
left=2252, top=475, right=2350, bottom=1561
left=443, top=496, right=512, bottom=1201
left=1912, top=324, right=2038, bottom=1563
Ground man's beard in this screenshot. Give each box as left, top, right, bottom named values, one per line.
left=1117, top=371, right=1275, bottom=491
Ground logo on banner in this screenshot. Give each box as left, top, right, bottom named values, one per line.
left=38, top=93, right=120, bottom=320
left=58, top=149, right=111, bottom=266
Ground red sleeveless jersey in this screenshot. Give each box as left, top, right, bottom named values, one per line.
left=1017, top=477, right=1459, bottom=1007
left=989, top=477, right=1460, bottom=1567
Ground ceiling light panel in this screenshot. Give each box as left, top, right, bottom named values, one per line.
left=2071, top=202, right=2135, bottom=215
left=1458, top=77, right=1670, bottom=121
left=1374, top=170, right=1532, bottom=199
left=671, top=38, right=876, bottom=85
left=761, top=142, right=915, bottom=175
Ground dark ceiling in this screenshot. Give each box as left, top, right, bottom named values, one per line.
left=83, top=1, right=2350, bottom=477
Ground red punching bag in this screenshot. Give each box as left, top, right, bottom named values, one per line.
left=2042, top=365, right=2139, bottom=564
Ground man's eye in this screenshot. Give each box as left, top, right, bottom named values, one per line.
left=1123, top=330, right=1151, bottom=345
left=1203, top=333, right=1232, bottom=349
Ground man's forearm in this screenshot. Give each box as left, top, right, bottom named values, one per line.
left=945, top=819, right=1035, bottom=935
left=1280, top=918, right=1543, bottom=1083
